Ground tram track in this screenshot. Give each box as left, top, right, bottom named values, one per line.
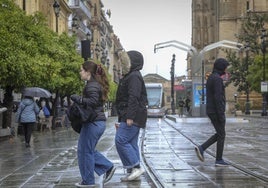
left=140, top=127, right=164, bottom=188
left=139, top=117, right=268, bottom=187
left=164, top=117, right=268, bottom=185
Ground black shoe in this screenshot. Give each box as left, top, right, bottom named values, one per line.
left=103, top=166, right=116, bottom=184
left=215, top=160, right=229, bottom=167
left=25, top=143, right=30, bottom=148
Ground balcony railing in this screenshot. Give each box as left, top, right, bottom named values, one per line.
left=69, top=0, right=91, bottom=20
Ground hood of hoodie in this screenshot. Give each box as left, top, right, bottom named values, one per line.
left=127, top=50, right=144, bottom=72
left=22, top=98, right=34, bottom=106
left=213, top=58, right=229, bottom=76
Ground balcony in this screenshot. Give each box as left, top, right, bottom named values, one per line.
left=69, top=0, right=91, bottom=20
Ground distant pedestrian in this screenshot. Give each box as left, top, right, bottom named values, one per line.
left=70, top=60, right=116, bottom=187
left=178, top=99, right=185, bottom=117
left=185, top=97, right=191, bottom=114
left=115, top=50, right=148, bottom=181
left=16, top=96, right=40, bottom=148
left=195, top=58, right=230, bottom=167
left=39, top=100, right=50, bottom=118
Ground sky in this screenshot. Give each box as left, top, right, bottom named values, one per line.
left=101, top=0, right=192, bottom=80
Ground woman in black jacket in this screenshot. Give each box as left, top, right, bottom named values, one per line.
left=195, top=58, right=230, bottom=167
left=71, top=60, right=116, bottom=187
left=115, top=50, right=148, bottom=181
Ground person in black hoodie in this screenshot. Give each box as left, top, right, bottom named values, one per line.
left=115, top=50, right=148, bottom=181
left=195, top=58, right=230, bottom=167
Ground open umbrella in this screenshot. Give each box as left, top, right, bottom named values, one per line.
left=22, top=87, right=52, bottom=98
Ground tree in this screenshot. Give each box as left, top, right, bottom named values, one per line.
left=0, top=0, right=83, bottom=128
left=226, top=12, right=268, bottom=93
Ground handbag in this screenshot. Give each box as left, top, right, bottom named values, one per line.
left=66, top=103, right=97, bottom=133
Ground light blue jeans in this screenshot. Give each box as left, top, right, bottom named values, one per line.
left=115, top=122, right=140, bottom=169
left=77, top=121, right=113, bottom=185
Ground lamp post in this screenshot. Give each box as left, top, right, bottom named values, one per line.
left=245, top=41, right=251, bottom=115
left=200, top=59, right=206, bottom=117
left=53, top=0, right=60, bottom=33
left=170, top=54, right=175, bottom=115
left=261, top=29, right=267, bottom=116
left=154, top=40, right=242, bottom=117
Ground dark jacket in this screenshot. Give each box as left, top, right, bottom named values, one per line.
left=206, top=58, right=229, bottom=116
left=82, top=77, right=106, bottom=121
left=115, top=51, right=148, bottom=128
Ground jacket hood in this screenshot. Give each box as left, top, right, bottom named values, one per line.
left=213, top=58, right=229, bottom=75
left=22, top=98, right=34, bottom=106
left=127, top=50, right=144, bottom=72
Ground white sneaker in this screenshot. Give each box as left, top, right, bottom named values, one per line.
left=75, top=182, right=95, bottom=187
left=127, top=168, right=144, bottom=180
left=120, top=174, right=141, bottom=182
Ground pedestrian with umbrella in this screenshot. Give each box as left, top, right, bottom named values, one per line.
left=16, top=95, right=40, bottom=148
left=16, top=87, right=51, bottom=147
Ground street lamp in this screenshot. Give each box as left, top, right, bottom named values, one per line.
left=154, top=40, right=242, bottom=117
left=53, top=0, right=60, bottom=33
left=261, top=29, right=267, bottom=116
left=170, top=54, right=175, bottom=115
left=245, top=41, right=250, bottom=115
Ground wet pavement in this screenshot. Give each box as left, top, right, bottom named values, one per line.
left=0, top=117, right=153, bottom=188
left=143, top=116, right=268, bottom=187
left=0, top=115, right=267, bottom=187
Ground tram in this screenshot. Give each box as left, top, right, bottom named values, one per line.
left=145, top=83, right=166, bottom=118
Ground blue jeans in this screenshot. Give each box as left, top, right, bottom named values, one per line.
left=77, top=121, right=113, bottom=185
left=115, top=122, right=140, bottom=169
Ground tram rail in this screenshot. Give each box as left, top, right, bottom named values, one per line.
left=139, top=117, right=268, bottom=187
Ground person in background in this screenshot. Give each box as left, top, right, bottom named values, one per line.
left=195, top=58, right=230, bottom=167
left=185, top=97, right=191, bottom=114
left=40, top=100, right=50, bottom=118
left=115, top=50, right=148, bottom=181
left=178, top=99, right=185, bottom=117
left=70, top=60, right=116, bottom=187
left=16, top=96, right=39, bottom=148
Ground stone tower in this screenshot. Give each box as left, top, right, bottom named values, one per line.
left=191, top=0, right=268, bottom=114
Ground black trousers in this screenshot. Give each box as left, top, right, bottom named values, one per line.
left=201, top=113, right=226, bottom=161
left=21, top=122, right=35, bottom=144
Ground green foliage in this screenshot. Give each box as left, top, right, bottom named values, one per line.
left=0, top=0, right=83, bottom=96
left=108, top=81, right=118, bottom=102
left=248, top=55, right=267, bottom=92
left=225, top=51, right=247, bottom=93
left=226, top=13, right=268, bottom=93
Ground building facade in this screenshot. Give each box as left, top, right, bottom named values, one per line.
left=14, top=0, right=125, bottom=83
left=192, top=0, right=268, bottom=114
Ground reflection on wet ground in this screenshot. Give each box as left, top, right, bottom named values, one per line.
left=0, top=116, right=267, bottom=187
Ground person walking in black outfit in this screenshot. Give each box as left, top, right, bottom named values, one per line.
left=195, top=58, right=230, bottom=166
left=115, top=50, right=148, bottom=181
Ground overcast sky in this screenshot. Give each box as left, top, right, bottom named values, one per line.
left=101, top=0, right=192, bottom=80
